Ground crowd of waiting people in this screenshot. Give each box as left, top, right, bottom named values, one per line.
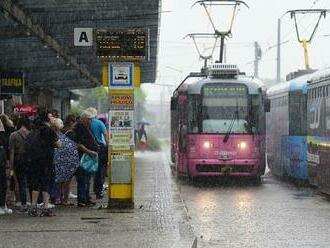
left=0, top=107, right=108, bottom=217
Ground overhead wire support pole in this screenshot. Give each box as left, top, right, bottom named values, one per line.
left=192, top=0, right=249, bottom=63
left=284, top=9, right=330, bottom=70
left=277, top=18, right=281, bottom=82
left=184, top=33, right=218, bottom=69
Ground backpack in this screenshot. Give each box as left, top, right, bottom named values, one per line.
left=25, top=129, right=43, bottom=161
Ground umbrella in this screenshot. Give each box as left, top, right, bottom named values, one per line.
left=137, top=120, right=151, bottom=125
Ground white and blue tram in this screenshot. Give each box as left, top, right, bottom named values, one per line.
left=267, top=72, right=315, bottom=181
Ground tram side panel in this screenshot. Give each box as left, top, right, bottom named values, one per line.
left=307, top=82, right=330, bottom=188
left=267, top=95, right=290, bottom=177
left=286, top=91, right=308, bottom=180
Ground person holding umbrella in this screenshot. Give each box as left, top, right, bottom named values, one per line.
left=137, top=123, right=148, bottom=152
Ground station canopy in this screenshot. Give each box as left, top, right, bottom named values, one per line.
left=0, top=0, right=161, bottom=90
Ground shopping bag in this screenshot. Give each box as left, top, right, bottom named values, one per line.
left=80, top=153, right=98, bottom=174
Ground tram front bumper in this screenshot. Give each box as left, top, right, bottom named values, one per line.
left=188, top=159, right=262, bottom=177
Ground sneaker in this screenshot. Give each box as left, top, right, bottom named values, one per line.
left=48, top=203, right=55, bottom=209
left=86, top=201, right=96, bottom=207
left=69, top=192, right=77, bottom=199
left=103, top=183, right=108, bottom=190
left=37, top=203, right=55, bottom=209
left=40, top=208, right=55, bottom=217
left=0, top=208, right=6, bottom=215
left=4, top=207, right=13, bottom=214
left=28, top=207, right=39, bottom=217
left=20, top=205, right=28, bottom=212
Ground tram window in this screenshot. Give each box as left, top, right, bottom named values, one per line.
left=324, top=86, right=327, bottom=97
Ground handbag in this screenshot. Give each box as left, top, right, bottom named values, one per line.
left=80, top=153, right=98, bottom=174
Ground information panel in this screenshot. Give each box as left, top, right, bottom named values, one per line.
left=110, top=152, right=132, bottom=184
left=96, top=29, right=148, bottom=61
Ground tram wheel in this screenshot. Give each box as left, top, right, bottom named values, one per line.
left=252, top=176, right=262, bottom=186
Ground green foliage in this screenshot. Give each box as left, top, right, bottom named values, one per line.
left=146, top=135, right=161, bottom=151
left=134, top=88, right=147, bottom=103
left=76, top=86, right=108, bottom=113
left=70, top=105, right=82, bottom=116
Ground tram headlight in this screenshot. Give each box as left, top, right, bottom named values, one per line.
left=238, top=141, right=248, bottom=150
left=203, top=141, right=213, bottom=149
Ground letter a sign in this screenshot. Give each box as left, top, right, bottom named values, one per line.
left=74, top=28, right=93, bottom=46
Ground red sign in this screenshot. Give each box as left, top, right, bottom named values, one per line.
left=13, top=105, right=37, bottom=116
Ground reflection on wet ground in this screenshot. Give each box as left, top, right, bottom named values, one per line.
left=177, top=174, right=330, bottom=248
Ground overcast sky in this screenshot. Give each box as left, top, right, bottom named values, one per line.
left=143, top=0, right=330, bottom=102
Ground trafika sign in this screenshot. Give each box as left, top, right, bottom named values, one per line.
left=74, top=28, right=93, bottom=46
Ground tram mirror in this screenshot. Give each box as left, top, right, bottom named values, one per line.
left=171, top=97, right=178, bottom=111
left=265, top=99, right=270, bottom=112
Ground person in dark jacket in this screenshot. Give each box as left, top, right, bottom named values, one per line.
left=9, top=116, right=31, bottom=211
left=73, top=109, right=98, bottom=207
left=0, top=119, right=13, bottom=215
left=28, top=111, right=61, bottom=217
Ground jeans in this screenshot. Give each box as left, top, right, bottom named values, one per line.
left=0, top=165, right=6, bottom=207
left=94, top=147, right=107, bottom=198
left=77, top=168, right=91, bottom=204
left=14, top=166, right=27, bottom=205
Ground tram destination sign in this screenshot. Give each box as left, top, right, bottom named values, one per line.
left=0, top=72, right=24, bottom=95
left=96, top=29, right=149, bottom=61
left=203, top=85, right=247, bottom=97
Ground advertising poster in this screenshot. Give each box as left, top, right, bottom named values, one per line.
left=110, top=93, right=134, bottom=110
left=109, top=110, right=134, bottom=129
left=110, top=130, right=134, bottom=151
left=109, top=110, right=135, bottom=150
left=109, top=63, right=134, bottom=89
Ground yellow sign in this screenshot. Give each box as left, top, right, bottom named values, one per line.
left=110, top=94, right=134, bottom=110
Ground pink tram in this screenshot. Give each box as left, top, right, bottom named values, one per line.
left=170, top=64, right=267, bottom=183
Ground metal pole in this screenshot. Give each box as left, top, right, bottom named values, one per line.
left=276, top=18, right=281, bottom=82
left=224, top=44, right=227, bottom=63
left=219, top=35, right=225, bottom=63
left=254, top=41, right=259, bottom=78
left=301, top=39, right=311, bottom=70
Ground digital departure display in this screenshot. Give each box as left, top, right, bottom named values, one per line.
left=96, top=29, right=148, bottom=61
left=203, top=85, right=247, bottom=97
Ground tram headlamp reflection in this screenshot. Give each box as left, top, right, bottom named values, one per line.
left=203, top=141, right=213, bottom=149
left=238, top=141, right=247, bottom=150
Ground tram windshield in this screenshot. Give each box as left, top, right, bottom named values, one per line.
left=188, top=84, right=253, bottom=134
left=202, top=96, right=248, bottom=134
